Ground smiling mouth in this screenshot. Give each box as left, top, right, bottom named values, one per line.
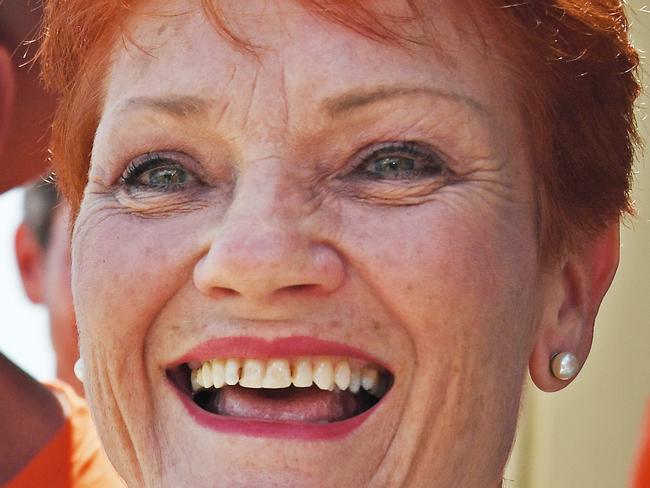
left=168, top=357, right=393, bottom=424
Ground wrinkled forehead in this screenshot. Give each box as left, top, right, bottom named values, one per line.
left=103, top=0, right=505, bottom=121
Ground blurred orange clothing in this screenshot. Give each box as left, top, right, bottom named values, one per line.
left=633, top=401, right=650, bottom=488
left=6, top=381, right=124, bottom=488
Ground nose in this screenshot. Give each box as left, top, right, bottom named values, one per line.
left=193, top=177, right=345, bottom=302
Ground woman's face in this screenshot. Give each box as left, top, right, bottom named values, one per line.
left=75, top=0, right=544, bottom=486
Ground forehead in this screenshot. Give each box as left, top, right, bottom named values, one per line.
left=103, top=0, right=505, bottom=121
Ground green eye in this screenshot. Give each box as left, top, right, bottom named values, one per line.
left=140, top=166, right=189, bottom=188
left=372, top=156, right=416, bottom=174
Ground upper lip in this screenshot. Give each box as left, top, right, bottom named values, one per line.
left=171, top=335, right=391, bottom=369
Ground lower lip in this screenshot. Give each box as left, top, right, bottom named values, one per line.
left=169, top=382, right=383, bottom=441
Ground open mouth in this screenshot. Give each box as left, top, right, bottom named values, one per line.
left=168, top=357, right=393, bottom=425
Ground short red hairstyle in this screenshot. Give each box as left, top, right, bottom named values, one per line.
left=38, top=0, right=641, bottom=260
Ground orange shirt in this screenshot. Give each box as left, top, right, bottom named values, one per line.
left=6, top=381, right=124, bottom=488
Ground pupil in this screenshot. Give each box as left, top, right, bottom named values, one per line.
left=375, top=157, right=415, bottom=173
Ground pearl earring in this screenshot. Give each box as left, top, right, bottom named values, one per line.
left=74, top=358, right=85, bottom=383
left=551, top=352, right=579, bottom=381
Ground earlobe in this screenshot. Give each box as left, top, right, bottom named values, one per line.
left=529, top=223, right=620, bottom=392
left=0, top=46, right=16, bottom=152
left=15, top=223, right=45, bottom=304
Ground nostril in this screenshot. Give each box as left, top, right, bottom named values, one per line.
left=207, top=287, right=240, bottom=299
left=285, top=284, right=317, bottom=292
left=278, top=283, right=325, bottom=296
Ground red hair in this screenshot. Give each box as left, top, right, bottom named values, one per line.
left=38, top=0, right=641, bottom=260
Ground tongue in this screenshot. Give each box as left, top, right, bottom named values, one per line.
left=210, top=386, right=359, bottom=423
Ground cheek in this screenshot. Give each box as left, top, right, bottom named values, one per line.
left=71, top=208, right=206, bottom=479
left=347, top=202, right=538, bottom=341
left=342, top=200, right=538, bottom=479
left=344, top=203, right=538, bottom=404
left=71, top=207, right=207, bottom=419
left=72, top=213, right=198, bottom=351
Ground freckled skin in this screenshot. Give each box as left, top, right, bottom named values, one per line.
left=74, top=0, right=547, bottom=486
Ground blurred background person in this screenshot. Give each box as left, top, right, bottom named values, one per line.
left=14, top=181, right=82, bottom=395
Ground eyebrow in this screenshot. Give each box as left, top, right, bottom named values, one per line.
left=323, top=86, right=489, bottom=118
left=115, top=87, right=487, bottom=122
left=118, top=95, right=210, bottom=118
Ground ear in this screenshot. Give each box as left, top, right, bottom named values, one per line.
left=529, top=222, right=620, bottom=392
left=0, top=46, right=15, bottom=152
left=15, top=223, right=46, bottom=304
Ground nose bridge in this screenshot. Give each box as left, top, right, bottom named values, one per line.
left=230, top=162, right=306, bottom=228
left=219, top=162, right=308, bottom=262
left=193, top=161, right=343, bottom=301
left=217, top=200, right=305, bottom=274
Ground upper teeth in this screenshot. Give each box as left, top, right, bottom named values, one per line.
left=190, top=357, right=385, bottom=397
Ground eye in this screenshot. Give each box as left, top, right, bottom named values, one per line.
left=353, top=142, right=447, bottom=181
left=120, top=152, right=197, bottom=191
